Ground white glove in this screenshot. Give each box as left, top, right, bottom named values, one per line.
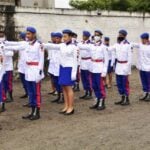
left=101, top=72, right=106, bottom=77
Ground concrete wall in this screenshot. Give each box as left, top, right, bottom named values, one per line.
left=20, top=0, right=50, bottom=8
left=14, top=7, right=150, bottom=42
left=0, top=0, right=15, bottom=6
left=14, top=7, right=150, bottom=64
left=19, top=0, right=71, bottom=8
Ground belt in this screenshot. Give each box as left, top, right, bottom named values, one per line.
left=117, top=60, right=128, bottom=64
left=26, top=62, right=39, bottom=66
left=91, top=59, right=103, bottom=62
left=81, top=57, right=91, bottom=60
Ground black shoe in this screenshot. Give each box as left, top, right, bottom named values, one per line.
left=73, top=83, right=80, bottom=92
left=89, top=99, right=100, bottom=109
left=51, top=93, right=60, bottom=103
left=139, top=93, right=149, bottom=101
left=121, top=96, right=130, bottom=106
left=0, top=103, right=6, bottom=113
left=57, top=95, right=64, bottom=104
left=79, top=91, right=88, bottom=99
left=48, top=90, right=56, bottom=95
left=84, top=94, right=92, bottom=100
left=20, top=94, right=28, bottom=99
left=6, top=92, right=14, bottom=103
left=84, top=91, right=92, bottom=100
left=143, top=93, right=150, bottom=102
left=30, top=108, right=40, bottom=120
left=64, top=109, right=74, bottom=115
left=59, top=110, right=67, bottom=114
left=22, top=107, right=35, bottom=119
left=115, top=95, right=125, bottom=105
left=97, top=99, right=106, bottom=111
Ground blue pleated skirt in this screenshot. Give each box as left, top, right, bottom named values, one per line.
left=59, top=66, right=75, bottom=86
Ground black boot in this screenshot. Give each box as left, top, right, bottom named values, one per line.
left=84, top=91, right=92, bottom=100
left=121, top=96, right=130, bottom=106
left=30, top=107, right=40, bottom=120
left=97, top=98, right=106, bottom=110
left=48, top=90, right=56, bottom=95
left=139, top=92, right=149, bottom=101
left=76, top=83, right=80, bottom=91
left=79, top=91, right=88, bottom=99
left=20, top=94, right=28, bottom=99
left=57, top=94, right=64, bottom=104
left=144, top=93, right=150, bottom=102
left=89, top=98, right=100, bottom=109
left=51, top=93, right=61, bottom=103
left=22, top=107, right=35, bottom=119
left=115, top=95, right=125, bottom=105
left=73, top=83, right=80, bottom=92
left=0, top=102, right=6, bottom=113
left=6, top=92, right=14, bottom=103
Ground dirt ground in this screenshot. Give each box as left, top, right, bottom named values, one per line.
left=0, top=69, right=150, bottom=150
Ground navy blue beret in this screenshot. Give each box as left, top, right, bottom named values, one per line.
left=26, top=27, right=36, bottom=33
left=62, top=29, right=72, bottom=34
left=54, top=32, right=62, bottom=38
left=19, top=32, right=26, bottom=39
left=140, top=33, right=149, bottom=39
left=104, top=37, right=110, bottom=41
left=83, top=30, right=91, bottom=37
left=95, top=30, right=103, bottom=35
left=50, top=32, right=55, bottom=37
left=71, top=32, right=78, bottom=37
left=119, top=29, right=128, bottom=36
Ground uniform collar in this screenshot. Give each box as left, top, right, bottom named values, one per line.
left=145, top=41, right=150, bottom=45
left=66, top=40, right=72, bottom=45
left=82, top=39, right=91, bottom=44
left=29, top=39, right=37, bottom=45
left=118, top=39, right=129, bottom=44
left=95, top=40, right=102, bottom=46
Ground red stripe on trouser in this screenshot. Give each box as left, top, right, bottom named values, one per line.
left=36, top=82, right=41, bottom=108
left=8, top=71, right=13, bottom=92
left=2, top=88, right=6, bottom=102
left=125, top=76, right=130, bottom=96
left=100, top=76, right=106, bottom=98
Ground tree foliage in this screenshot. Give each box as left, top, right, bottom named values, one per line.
left=69, top=0, right=150, bottom=13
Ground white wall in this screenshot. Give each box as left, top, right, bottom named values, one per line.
left=21, top=0, right=50, bottom=8
left=14, top=7, right=150, bottom=65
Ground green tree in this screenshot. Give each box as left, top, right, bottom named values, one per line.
left=70, top=0, right=150, bottom=13
left=129, top=0, right=150, bottom=13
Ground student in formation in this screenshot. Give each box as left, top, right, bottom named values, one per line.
left=47, top=32, right=57, bottom=95
left=89, top=35, right=109, bottom=110
left=104, top=37, right=113, bottom=88
left=132, top=33, right=150, bottom=101
left=0, top=31, right=14, bottom=103
left=78, top=30, right=109, bottom=110
left=5, top=27, right=44, bottom=120
left=72, top=32, right=80, bottom=92
left=0, top=33, right=6, bottom=112
left=18, top=32, right=29, bottom=99
left=78, top=31, right=92, bottom=100
left=111, top=30, right=132, bottom=106
left=48, top=32, right=64, bottom=103
left=43, top=29, right=78, bottom=115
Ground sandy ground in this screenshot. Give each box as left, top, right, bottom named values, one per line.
left=0, top=69, right=150, bottom=150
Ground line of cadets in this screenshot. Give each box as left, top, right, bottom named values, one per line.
left=0, top=26, right=149, bottom=121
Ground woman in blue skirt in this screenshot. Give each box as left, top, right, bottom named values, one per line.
left=44, top=29, right=78, bottom=115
